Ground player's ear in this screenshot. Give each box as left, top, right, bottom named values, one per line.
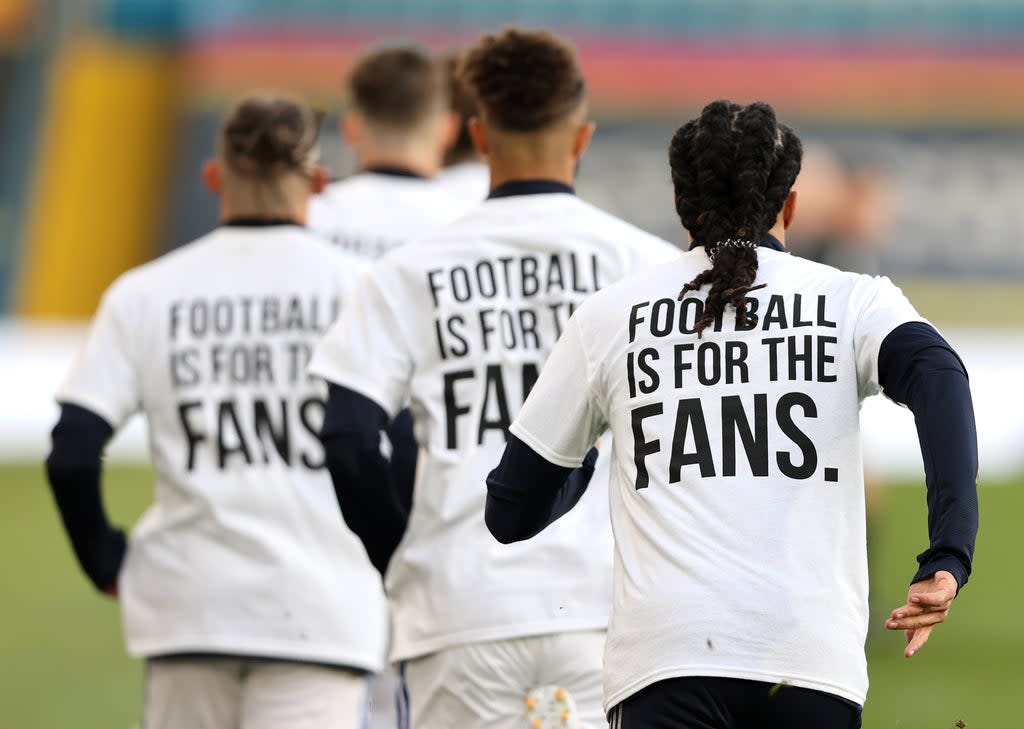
left=782, top=189, right=798, bottom=230
left=310, top=164, right=329, bottom=194
left=441, top=110, right=460, bottom=151
left=342, top=112, right=361, bottom=147
left=468, top=117, right=488, bottom=157
left=572, top=121, right=596, bottom=161
left=202, top=159, right=222, bottom=196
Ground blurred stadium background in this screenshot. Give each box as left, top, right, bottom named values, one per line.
left=0, top=1, right=1021, bottom=727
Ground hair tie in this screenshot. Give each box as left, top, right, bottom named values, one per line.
left=709, top=238, right=758, bottom=262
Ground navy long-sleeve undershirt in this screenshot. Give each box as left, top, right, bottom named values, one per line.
left=45, top=403, right=125, bottom=592
left=319, top=384, right=417, bottom=575
left=876, top=321, right=978, bottom=590
left=485, top=321, right=978, bottom=591
left=486, top=442, right=599, bottom=544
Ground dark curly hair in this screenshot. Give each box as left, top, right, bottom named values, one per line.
left=458, top=28, right=586, bottom=132
left=220, top=94, right=322, bottom=179
left=671, top=100, right=803, bottom=335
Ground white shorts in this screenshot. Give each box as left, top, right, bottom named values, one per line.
left=399, top=631, right=607, bottom=729
left=144, top=655, right=368, bottom=729
left=367, top=665, right=401, bottom=729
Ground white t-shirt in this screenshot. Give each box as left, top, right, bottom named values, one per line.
left=310, top=192, right=679, bottom=661
left=58, top=225, right=388, bottom=670
left=308, top=172, right=465, bottom=259
left=510, top=246, right=925, bottom=708
left=436, top=161, right=489, bottom=213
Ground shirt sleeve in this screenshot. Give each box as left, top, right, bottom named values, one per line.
left=509, top=313, right=606, bottom=467
left=485, top=436, right=599, bottom=543
left=623, top=232, right=680, bottom=276
left=852, top=276, right=926, bottom=400
left=309, top=262, right=415, bottom=418
left=57, top=277, right=141, bottom=428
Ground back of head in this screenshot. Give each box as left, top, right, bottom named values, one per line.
left=442, top=50, right=479, bottom=166
left=458, top=27, right=586, bottom=133
left=670, top=100, right=804, bottom=335
left=221, top=95, right=319, bottom=179
left=218, top=93, right=322, bottom=216
left=348, top=44, right=448, bottom=136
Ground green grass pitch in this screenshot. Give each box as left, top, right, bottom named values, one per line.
left=2, top=463, right=1020, bottom=728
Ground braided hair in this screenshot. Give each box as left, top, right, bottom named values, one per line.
left=670, top=100, right=803, bottom=335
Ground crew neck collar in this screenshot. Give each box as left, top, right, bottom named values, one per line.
left=223, top=217, right=301, bottom=228
left=487, top=179, right=575, bottom=199
left=364, top=165, right=426, bottom=180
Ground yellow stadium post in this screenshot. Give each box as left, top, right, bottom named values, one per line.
left=18, top=34, right=177, bottom=318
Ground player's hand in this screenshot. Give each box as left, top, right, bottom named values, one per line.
left=884, top=570, right=958, bottom=658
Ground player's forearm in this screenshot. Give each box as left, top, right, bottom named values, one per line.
left=906, top=366, right=978, bottom=589
left=878, top=322, right=979, bottom=590
left=320, top=384, right=411, bottom=575
left=45, top=404, right=125, bottom=592
left=386, top=408, right=418, bottom=514
left=485, top=436, right=598, bottom=544
left=323, top=434, right=409, bottom=575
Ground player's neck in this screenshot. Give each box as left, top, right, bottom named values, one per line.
left=766, top=223, right=787, bottom=247
left=767, top=212, right=788, bottom=247
left=486, top=159, right=575, bottom=191
left=356, top=141, right=441, bottom=179
left=219, top=200, right=307, bottom=226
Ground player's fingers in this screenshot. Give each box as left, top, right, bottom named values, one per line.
left=886, top=609, right=949, bottom=631
left=909, top=588, right=955, bottom=608
left=889, top=603, right=928, bottom=620
left=889, top=600, right=949, bottom=620
left=904, top=625, right=934, bottom=658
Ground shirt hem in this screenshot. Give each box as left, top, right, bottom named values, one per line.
left=603, top=665, right=866, bottom=711
left=126, top=637, right=385, bottom=674
left=55, top=392, right=126, bottom=431
left=508, top=422, right=584, bottom=469
left=308, top=366, right=400, bottom=420
left=392, top=616, right=608, bottom=661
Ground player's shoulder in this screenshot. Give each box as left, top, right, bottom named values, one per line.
left=575, top=248, right=695, bottom=319
left=123, top=225, right=362, bottom=280
left=759, top=249, right=893, bottom=298
left=371, top=236, right=438, bottom=277
left=288, top=227, right=373, bottom=283
left=97, top=264, right=151, bottom=312
left=101, top=231, right=222, bottom=299
left=573, top=198, right=675, bottom=247
left=289, top=225, right=367, bottom=264
left=326, top=172, right=458, bottom=202
left=319, top=173, right=464, bottom=224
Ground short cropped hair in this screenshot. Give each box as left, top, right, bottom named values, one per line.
left=347, top=44, right=448, bottom=129
left=458, top=28, right=586, bottom=132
